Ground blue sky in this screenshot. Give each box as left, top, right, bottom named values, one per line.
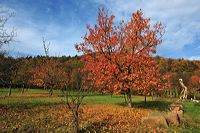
left=0, top=0, right=200, bottom=60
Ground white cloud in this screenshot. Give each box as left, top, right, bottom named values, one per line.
left=189, top=56, right=200, bottom=61
left=2, top=0, right=200, bottom=59
left=10, top=24, right=83, bottom=57
left=93, top=0, right=200, bottom=58
left=2, top=27, right=44, bottom=56
left=1, top=5, right=85, bottom=57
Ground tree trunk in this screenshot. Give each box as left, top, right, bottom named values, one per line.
left=49, top=88, right=53, bottom=96
left=144, top=95, right=147, bottom=104
left=21, top=84, right=25, bottom=94
left=126, top=89, right=132, bottom=107
left=151, top=92, right=154, bottom=100
left=74, top=110, right=79, bottom=133
left=8, top=87, right=12, bottom=96
left=123, top=93, right=127, bottom=104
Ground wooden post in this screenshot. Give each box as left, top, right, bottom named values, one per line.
left=179, top=79, right=188, bottom=100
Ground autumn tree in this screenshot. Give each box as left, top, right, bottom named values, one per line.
left=161, top=72, right=173, bottom=97
left=155, top=57, right=173, bottom=74
left=190, top=75, right=200, bottom=88
left=0, top=54, right=16, bottom=96
left=30, top=38, right=68, bottom=95
left=137, top=61, right=171, bottom=103
left=76, top=7, right=164, bottom=107
left=189, top=75, right=200, bottom=98
left=14, top=58, right=32, bottom=93
left=30, top=58, right=67, bottom=95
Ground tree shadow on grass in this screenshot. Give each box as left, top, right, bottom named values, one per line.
left=0, top=101, right=64, bottom=110
left=117, top=100, right=173, bottom=111
left=194, top=102, right=200, bottom=107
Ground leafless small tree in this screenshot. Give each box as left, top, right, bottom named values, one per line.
left=0, top=7, right=16, bottom=49
left=64, top=70, right=91, bottom=132
left=42, top=37, right=52, bottom=95
left=65, top=90, right=84, bottom=132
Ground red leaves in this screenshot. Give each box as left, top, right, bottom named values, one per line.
left=190, top=75, right=200, bottom=87
left=30, top=59, right=68, bottom=88
left=76, top=7, right=165, bottom=94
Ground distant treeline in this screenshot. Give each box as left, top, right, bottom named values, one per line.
left=0, top=53, right=82, bottom=89
left=0, top=53, right=200, bottom=97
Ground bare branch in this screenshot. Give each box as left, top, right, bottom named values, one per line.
left=0, top=8, right=16, bottom=49
left=42, top=37, right=50, bottom=57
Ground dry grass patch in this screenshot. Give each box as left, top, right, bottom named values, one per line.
left=80, top=104, right=151, bottom=132
left=1, top=104, right=151, bottom=132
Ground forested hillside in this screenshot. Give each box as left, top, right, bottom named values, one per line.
left=1, top=53, right=200, bottom=98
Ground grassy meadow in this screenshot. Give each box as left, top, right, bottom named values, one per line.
left=0, top=88, right=200, bottom=132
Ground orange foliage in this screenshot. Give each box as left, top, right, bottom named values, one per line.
left=190, top=75, right=200, bottom=88
left=76, top=7, right=165, bottom=96
left=0, top=104, right=152, bottom=132
left=30, top=59, right=68, bottom=89
left=80, top=104, right=150, bottom=132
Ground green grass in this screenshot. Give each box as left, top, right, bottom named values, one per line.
left=183, top=101, right=200, bottom=130
left=84, top=95, right=173, bottom=111
left=0, top=88, right=22, bottom=96
left=0, top=89, right=172, bottom=110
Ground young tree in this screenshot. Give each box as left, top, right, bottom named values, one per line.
left=64, top=67, right=91, bottom=133
left=189, top=75, right=200, bottom=99
left=14, top=58, right=32, bottom=93
left=76, top=7, right=164, bottom=107
left=30, top=59, right=67, bottom=95
left=30, top=37, right=68, bottom=95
